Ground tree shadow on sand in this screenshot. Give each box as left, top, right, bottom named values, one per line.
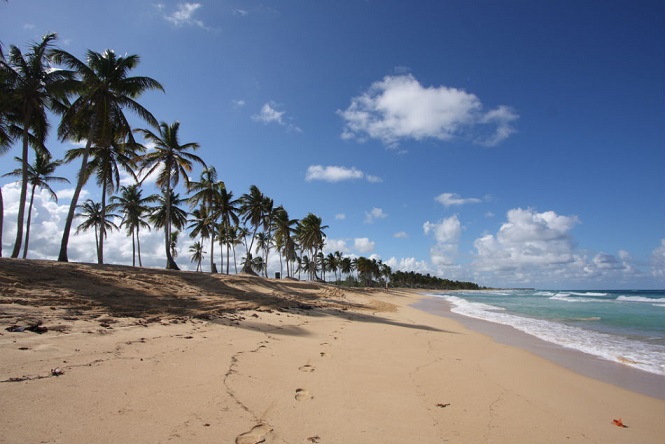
left=0, top=259, right=457, bottom=335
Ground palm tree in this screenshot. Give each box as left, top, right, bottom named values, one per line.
left=75, top=199, right=118, bottom=262
left=295, top=213, right=328, bottom=280
left=149, top=189, right=188, bottom=268
left=136, top=121, right=204, bottom=269
left=239, top=185, right=270, bottom=273
left=189, top=241, right=206, bottom=272
left=170, top=230, right=180, bottom=260
left=50, top=47, right=163, bottom=263
left=254, top=231, right=272, bottom=277
left=3, top=152, right=69, bottom=258
left=66, top=135, right=141, bottom=264
left=187, top=205, right=213, bottom=271
left=261, top=196, right=275, bottom=276
left=188, top=167, right=224, bottom=273
left=109, top=184, right=157, bottom=267
left=216, top=188, right=240, bottom=274
left=272, top=205, right=298, bottom=278
left=1, top=33, right=70, bottom=258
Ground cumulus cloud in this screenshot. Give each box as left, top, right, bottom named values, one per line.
left=473, top=208, right=580, bottom=272
left=158, top=3, right=208, bottom=29
left=423, top=215, right=462, bottom=244
left=651, top=239, right=665, bottom=278
left=364, top=207, right=388, bottom=224
left=305, top=165, right=381, bottom=183
left=435, top=192, right=483, bottom=207
left=423, top=215, right=462, bottom=267
left=335, top=213, right=346, bottom=220
left=353, top=237, right=375, bottom=253
left=338, top=74, right=518, bottom=148
left=393, top=231, right=408, bottom=239
left=252, top=102, right=301, bottom=132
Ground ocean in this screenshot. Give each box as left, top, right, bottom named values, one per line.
left=427, top=289, right=665, bottom=376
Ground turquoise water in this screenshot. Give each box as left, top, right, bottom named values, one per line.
left=429, top=289, right=665, bottom=375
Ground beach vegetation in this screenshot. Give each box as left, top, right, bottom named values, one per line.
left=50, top=47, right=164, bottom=264
left=136, top=121, right=204, bottom=270
left=109, top=184, right=157, bottom=267
left=3, top=151, right=68, bottom=258
left=74, top=199, right=119, bottom=261
left=188, top=240, right=205, bottom=272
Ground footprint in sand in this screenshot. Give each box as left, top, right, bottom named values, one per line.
left=235, top=423, right=272, bottom=444
left=320, top=352, right=329, bottom=358
left=299, top=364, right=316, bottom=373
left=295, top=388, right=312, bottom=401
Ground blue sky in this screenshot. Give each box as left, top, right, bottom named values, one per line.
left=1, top=0, right=663, bottom=289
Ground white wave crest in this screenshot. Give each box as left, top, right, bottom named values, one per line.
left=617, top=296, right=665, bottom=303
left=442, top=295, right=665, bottom=375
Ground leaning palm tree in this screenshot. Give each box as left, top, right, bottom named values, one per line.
left=75, top=199, right=118, bottom=262
left=188, top=167, right=224, bottom=273
left=189, top=241, right=205, bottom=272
left=3, top=152, right=69, bottom=258
left=109, top=184, right=157, bottom=267
left=136, top=121, right=203, bottom=269
left=51, top=47, right=164, bottom=263
left=2, top=33, right=70, bottom=258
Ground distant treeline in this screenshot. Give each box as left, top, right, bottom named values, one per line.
left=390, top=270, right=482, bottom=290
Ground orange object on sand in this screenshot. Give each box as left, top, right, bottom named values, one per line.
left=612, top=418, right=627, bottom=428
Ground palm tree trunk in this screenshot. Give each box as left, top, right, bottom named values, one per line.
left=98, top=182, right=107, bottom=265
left=0, top=187, right=3, bottom=257
left=11, top=125, right=31, bottom=258
left=131, top=229, right=136, bottom=267
left=22, top=184, right=37, bottom=259
left=210, top=233, right=216, bottom=273
left=59, top=126, right=95, bottom=263
left=164, top=187, right=179, bottom=270
left=137, top=227, right=143, bottom=267
left=94, top=223, right=100, bottom=261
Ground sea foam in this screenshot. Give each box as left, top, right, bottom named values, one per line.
left=438, top=294, right=665, bottom=375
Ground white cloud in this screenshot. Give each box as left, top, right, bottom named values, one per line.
left=393, top=231, right=408, bottom=239
left=306, top=165, right=362, bottom=182
left=471, top=208, right=583, bottom=282
left=435, top=192, right=483, bottom=207
left=353, top=237, right=375, bottom=253
left=434, top=193, right=483, bottom=207
left=232, top=99, right=246, bottom=107
left=338, top=74, right=518, bottom=148
left=325, top=238, right=348, bottom=253
left=651, top=239, right=665, bottom=278
left=335, top=213, right=346, bottom=220
left=159, top=3, right=208, bottom=29
left=252, top=102, right=301, bottom=132
left=364, top=207, right=388, bottom=224
left=305, top=165, right=381, bottom=183
left=423, top=215, right=462, bottom=244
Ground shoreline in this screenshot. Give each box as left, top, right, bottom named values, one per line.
left=412, top=295, right=665, bottom=400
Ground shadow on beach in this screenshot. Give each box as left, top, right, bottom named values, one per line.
left=0, top=258, right=454, bottom=335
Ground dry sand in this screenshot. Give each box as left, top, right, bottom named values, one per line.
left=0, top=258, right=663, bottom=443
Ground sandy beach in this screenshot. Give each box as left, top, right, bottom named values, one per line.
left=0, top=259, right=663, bottom=443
